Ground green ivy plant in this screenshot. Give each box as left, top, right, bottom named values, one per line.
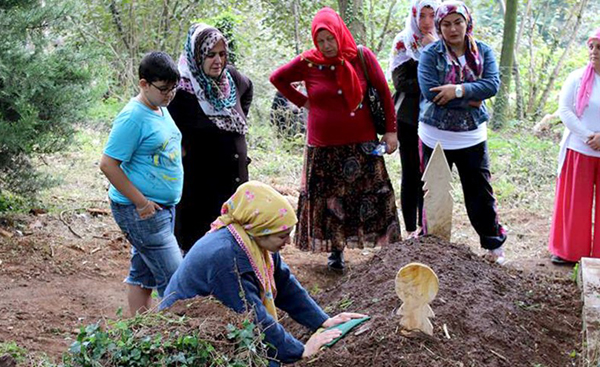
left=62, top=312, right=269, bottom=367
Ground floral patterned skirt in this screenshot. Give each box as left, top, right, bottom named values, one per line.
left=295, top=142, right=401, bottom=252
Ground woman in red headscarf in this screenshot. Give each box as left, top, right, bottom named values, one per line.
left=549, top=28, right=600, bottom=264
left=270, top=7, right=401, bottom=272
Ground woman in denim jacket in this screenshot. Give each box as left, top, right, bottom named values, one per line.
left=417, top=1, right=507, bottom=263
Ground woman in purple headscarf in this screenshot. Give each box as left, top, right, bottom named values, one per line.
left=549, top=28, right=600, bottom=264
left=417, top=1, right=506, bottom=263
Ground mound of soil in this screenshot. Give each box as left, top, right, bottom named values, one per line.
left=286, top=236, right=582, bottom=367
left=166, top=296, right=252, bottom=338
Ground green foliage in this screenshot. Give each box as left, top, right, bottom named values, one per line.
left=211, top=12, right=243, bottom=65
left=0, top=341, right=27, bottom=363
left=0, top=0, right=103, bottom=202
left=571, top=262, right=580, bottom=283
left=78, top=0, right=233, bottom=96
left=62, top=313, right=268, bottom=367
left=487, top=127, right=558, bottom=211
left=260, top=0, right=333, bottom=54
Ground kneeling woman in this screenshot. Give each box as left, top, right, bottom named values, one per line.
left=161, top=181, right=365, bottom=365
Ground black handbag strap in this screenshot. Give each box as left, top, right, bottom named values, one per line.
left=357, top=45, right=372, bottom=85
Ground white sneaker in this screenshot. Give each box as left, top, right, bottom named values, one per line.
left=485, top=247, right=507, bottom=265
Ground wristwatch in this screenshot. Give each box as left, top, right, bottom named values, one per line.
left=455, top=85, right=464, bottom=98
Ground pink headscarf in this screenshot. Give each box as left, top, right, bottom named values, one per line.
left=576, top=28, right=600, bottom=117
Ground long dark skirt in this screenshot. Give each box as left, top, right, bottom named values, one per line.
left=295, top=142, right=401, bottom=252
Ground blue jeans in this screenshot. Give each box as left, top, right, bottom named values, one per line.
left=110, top=201, right=183, bottom=297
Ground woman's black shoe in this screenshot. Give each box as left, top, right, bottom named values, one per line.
left=327, top=250, right=345, bottom=272
left=550, top=255, right=574, bottom=265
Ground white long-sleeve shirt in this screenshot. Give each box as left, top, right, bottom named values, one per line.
left=557, top=67, right=600, bottom=173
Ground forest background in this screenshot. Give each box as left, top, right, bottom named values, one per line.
left=1, top=0, right=600, bottom=217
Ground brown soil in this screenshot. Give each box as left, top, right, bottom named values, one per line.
left=285, top=236, right=581, bottom=367
left=0, top=209, right=582, bottom=366
left=164, top=296, right=265, bottom=353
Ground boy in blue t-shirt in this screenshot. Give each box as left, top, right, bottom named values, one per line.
left=100, top=51, right=183, bottom=316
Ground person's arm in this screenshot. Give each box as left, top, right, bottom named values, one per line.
left=418, top=46, right=468, bottom=109
left=558, top=70, right=595, bottom=142
left=167, top=90, right=202, bottom=137
left=461, top=43, right=500, bottom=101
left=270, top=57, right=308, bottom=108
left=272, top=254, right=329, bottom=330
left=240, top=76, right=253, bottom=117
left=391, top=60, right=420, bottom=96
left=101, top=116, right=161, bottom=218
left=99, top=155, right=160, bottom=218
left=210, top=269, right=308, bottom=363
left=363, top=47, right=396, bottom=134
left=228, top=66, right=254, bottom=117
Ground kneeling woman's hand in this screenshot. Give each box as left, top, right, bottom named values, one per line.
left=302, top=312, right=368, bottom=358
left=321, top=312, right=368, bottom=328
left=302, top=328, right=342, bottom=358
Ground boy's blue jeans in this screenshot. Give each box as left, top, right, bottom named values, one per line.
left=110, top=201, right=183, bottom=297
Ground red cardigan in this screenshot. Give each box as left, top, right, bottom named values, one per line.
left=270, top=47, right=396, bottom=146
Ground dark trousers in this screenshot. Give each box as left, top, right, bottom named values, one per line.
left=398, top=123, right=423, bottom=232
left=421, top=141, right=506, bottom=250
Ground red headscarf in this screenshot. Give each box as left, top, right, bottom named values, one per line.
left=302, top=7, right=363, bottom=111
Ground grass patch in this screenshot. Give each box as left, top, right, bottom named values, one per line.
left=0, top=341, right=27, bottom=363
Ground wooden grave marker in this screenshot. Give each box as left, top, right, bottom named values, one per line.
left=579, top=257, right=600, bottom=365
left=395, top=263, right=439, bottom=335
left=422, top=142, right=453, bottom=241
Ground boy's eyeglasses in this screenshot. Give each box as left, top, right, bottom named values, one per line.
left=149, top=82, right=178, bottom=95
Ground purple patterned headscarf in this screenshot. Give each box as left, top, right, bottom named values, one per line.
left=434, top=1, right=482, bottom=84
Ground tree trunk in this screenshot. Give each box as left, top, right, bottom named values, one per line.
left=338, top=0, right=365, bottom=45
left=513, top=59, right=524, bottom=120
left=293, top=0, right=301, bottom=55
left=532, top=0, right=588, bottom=118
left=512, top=0, right=531, bottom=121
left=525, top=0, right=552, bottom=115
left=491, top=0, right=518, bottom=129
left=374, top=0, right=398, bottom=55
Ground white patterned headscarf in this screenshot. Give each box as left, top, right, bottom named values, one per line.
left=388, top=0, right=440, bottom=77
left=177, top=23, right=247, bottom=135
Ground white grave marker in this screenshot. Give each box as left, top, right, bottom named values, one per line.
left=395, top=263, right=439, bottom=335
left=422, top=142, right=453, bottom=241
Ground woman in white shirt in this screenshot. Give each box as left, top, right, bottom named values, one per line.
left=549, top=28, right=600, bottom=264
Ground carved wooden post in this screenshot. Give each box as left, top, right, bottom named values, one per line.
left=422, top=142, right=453, bottom=241
left=395, top=263, right=439, bottom=335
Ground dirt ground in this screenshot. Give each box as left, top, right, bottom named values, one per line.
left=0, top=203, right=581, bottom=366
left=0, top=128, right=581, bottom=366
left=287, top=237, right=581, bottom=367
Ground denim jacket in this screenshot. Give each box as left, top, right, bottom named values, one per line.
left=161, top=228, right=329, bottom=366
left=417, top=40, right=499, bottom=131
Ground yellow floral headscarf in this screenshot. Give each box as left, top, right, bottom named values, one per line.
left=209, top=181, right=298, bottom=320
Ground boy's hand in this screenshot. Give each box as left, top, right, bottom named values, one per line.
left=136, top=200, right=162, bottom=219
